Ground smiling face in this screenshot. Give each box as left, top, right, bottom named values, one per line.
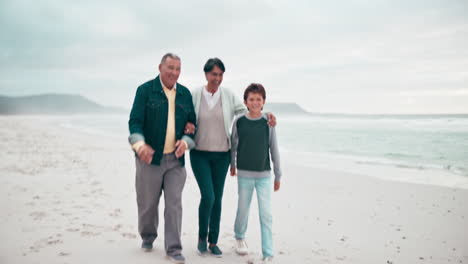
left=159, top=57, right=181, bottom=89
left=244, top=92, right=265, bottom=115
left=205, top=65, right=224, bottom=91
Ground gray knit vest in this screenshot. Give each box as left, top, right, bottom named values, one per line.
left=194, top=95, right=229, bottom=151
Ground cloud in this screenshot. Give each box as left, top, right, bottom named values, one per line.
left=0, top=0, right=467, bottom=113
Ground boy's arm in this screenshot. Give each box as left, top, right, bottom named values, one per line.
left=269, top=126, right=282, bottom=182
left=230, top=117, right=240, bottom=175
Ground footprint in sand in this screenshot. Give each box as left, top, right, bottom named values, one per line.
left=66, top=228, right=80, bottom=232
left=91, top=181, right=101, bottom=186
left=109, top=208, right=122, bottom=218
left=29, top=211, right=47, bottom=221
left=67, top=216, right=81, bottom=225
left=29, top=234, right=64, bottom=253
left=79, top=223, right=102, bottom=237
left=121, top=232, right=137, bottom=239
left=13, top=185, right=28, bottom=192
left=47, top=239, right=63, bottom=245
left=81, top=231, right=101, bottom=237
left=395, top=245, right=401, bottom=253
left=91, top=188, right=104, bottom=194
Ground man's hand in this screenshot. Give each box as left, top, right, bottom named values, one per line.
left=174, top=140, right=187, bottom=158
left=137, top=144, right=155, bottom=164
left=184, top=122, right=195, bottom=134
left=274, top=181, right=281, bottom=192
left=230, top=167, right=237, bottom=176
left=267, top=113, right=277, bottom=127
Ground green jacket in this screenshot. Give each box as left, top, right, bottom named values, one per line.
left=128, top=75, right=196, bottom=166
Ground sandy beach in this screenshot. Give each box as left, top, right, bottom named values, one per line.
left=0, top=115, right=467, bottom=264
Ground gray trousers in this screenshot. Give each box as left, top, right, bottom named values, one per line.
left=135, top=153, right=186, bottom=256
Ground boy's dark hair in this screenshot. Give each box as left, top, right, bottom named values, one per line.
left=243, top=83, right=266, bottom=101
left=203, top=58, right=226, bottom=73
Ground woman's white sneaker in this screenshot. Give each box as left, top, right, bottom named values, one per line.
left=235, top=239, right=248, bottom=255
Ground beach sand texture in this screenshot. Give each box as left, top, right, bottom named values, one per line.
left=0, top=116, right=467, bottom=264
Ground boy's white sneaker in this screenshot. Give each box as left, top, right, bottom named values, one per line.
left=235, top=239, right=248, bottom=255
left=261, top=256, right=274, bottom=263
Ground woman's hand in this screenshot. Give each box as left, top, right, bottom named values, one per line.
left=230, top=167, right=237, bottom=176
left=184, top=122, right=195, bottom=134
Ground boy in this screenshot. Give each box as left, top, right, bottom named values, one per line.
left=230, top=83, right=282, bottom=263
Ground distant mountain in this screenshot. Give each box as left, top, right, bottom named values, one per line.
left=263, top=102, right=309, bottom=115
left=0, top=94, right=127, bottom=115
left=0, top=94, right=310, bottom=116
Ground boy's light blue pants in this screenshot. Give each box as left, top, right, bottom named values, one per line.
left=234, top=176, right=273, bottom=258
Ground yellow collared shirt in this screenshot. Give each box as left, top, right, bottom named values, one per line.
left=162, top=85, right=176, bottom=154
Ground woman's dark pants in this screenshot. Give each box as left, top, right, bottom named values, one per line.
left=190, top=149, right=230, bottom=244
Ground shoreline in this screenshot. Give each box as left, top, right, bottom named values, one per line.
left=40, top=113, right=468, bottom=190
left=282, top=150, right=468, bottom=190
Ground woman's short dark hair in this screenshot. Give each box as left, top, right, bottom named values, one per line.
left=203, top=58, right=225, bottom=73
left=243, top=83, right=266, bottom=101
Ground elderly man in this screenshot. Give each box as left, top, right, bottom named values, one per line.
left=128, top=53, right=196, bottom=264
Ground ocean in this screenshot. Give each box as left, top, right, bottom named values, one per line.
left=279, top=114, right=468, bottom=177
left=60, top=113, right=468, bottom=177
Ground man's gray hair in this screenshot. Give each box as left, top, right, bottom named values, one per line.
left=160, top=53, right=181, bottom=64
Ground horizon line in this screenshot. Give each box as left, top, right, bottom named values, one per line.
left=2, top=93, right=468, bottom=116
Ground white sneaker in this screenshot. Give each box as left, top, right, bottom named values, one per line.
left=262, top=256, right=274, bottom=263
left=235, top=239, right=248, bottom=255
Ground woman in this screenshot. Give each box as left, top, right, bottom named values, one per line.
left=190, top=58, right=275, bottom=257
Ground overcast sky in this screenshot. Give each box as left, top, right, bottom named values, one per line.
left=1, top=0, right=467, bottom=114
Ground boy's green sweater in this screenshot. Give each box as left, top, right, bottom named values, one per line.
left=236, top=115, right=271, bottom=171
left=230, top=114, right=282, bottom=182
